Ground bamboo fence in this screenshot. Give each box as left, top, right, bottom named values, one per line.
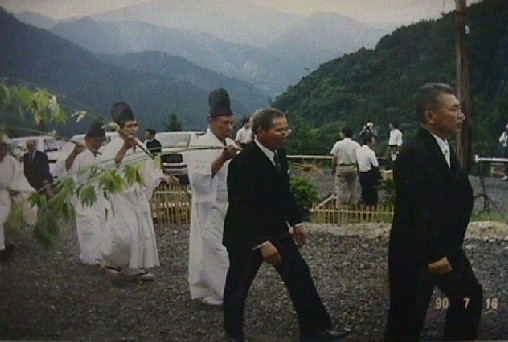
left=150, top=183, right=192, bottom=228
left=310, top=195, right=394, bottom=224
left=150, top=187, right=394, bottom=227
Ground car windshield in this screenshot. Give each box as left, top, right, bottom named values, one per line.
left=158, top=133, right=191, bottom=148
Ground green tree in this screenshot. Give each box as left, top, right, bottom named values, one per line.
left=164, top=113, right=183, bottom=132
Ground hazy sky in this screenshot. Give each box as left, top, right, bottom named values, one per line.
left=0, top=0, right=474, bottom=25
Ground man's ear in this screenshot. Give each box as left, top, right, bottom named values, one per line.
left=424, top=110, right=435, bottom=125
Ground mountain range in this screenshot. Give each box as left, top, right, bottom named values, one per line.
left=0, top=8, right=268, bottom=136
left=16, top=2, right=387, bottom=95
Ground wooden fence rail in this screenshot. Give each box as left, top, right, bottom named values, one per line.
left=310, top=195, right=394, bottom=224
left=150, top=187, right=394, bottom=227
left=150, top=183, right=192, bottom=228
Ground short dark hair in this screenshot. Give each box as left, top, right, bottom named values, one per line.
left=251, top=108, right=285, bottom=135
left=390, top=120, right=400, bottom=129
left=341, top=126, right=353, bottom=138
left=146, top=129, right=156, bottom=136
left=361, top=133, right=374, bottom=146
left=415, top=83, right=455, bottom=123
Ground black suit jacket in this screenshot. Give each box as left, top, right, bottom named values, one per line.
left=223, top=143, right=302, bottom=249
left=389, top=128, right=473, bottom=270
left=23, top=150, right=52, bottom=190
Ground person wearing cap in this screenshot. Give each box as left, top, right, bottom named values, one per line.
left=62, top=119, right=108, bottom=265
left=330, top=126, right=361, bottom=205
left=0, top=135, right=36, bottom=259
left=499, top=122, right=508, bottom=180
left=100, top=102, right=177, bottom=281
left=144, top=128, right=162, bottom=156
left=359, top=121, right=376, bottom=142
left=187, top=88, right=241, bottom=306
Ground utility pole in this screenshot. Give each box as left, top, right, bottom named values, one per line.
left=455, top=0, right=472, bottom=171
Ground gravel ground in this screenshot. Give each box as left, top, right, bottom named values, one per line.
left=1, top=169, right=506, bottom=341
left=1, top=220, right=507, bottom=341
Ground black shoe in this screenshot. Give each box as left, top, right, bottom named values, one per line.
left=301, top=327, right=344, bottom=341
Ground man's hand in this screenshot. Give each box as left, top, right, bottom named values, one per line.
left=260, top=242, right=281, bottom=266
left=428, top=256, right=452, bottom=275
left=163, top=175, right=179, bottom=185
left=122, top=135, right=138, bottom=150
left=293, top=225, right=307, bottom=247
left=221, top=145, right=242, bottom=162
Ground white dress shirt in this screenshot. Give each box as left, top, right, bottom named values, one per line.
left=330, top=138, right=361, bottom=165
left=388, top=128, right=403, bottom=147
left=431, top=133, right=450, bottom=167
left=356, top=145, right=379, bottom=172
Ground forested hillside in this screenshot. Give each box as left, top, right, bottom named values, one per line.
left=0, top=8, right=259, bottom=136
left=274, top=0, right=508, bottom=156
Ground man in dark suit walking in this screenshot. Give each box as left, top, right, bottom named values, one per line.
left=223, top=108, right=340, bottom=342
left=23, top=139, right=52, bottom=191
left=385, top=83, right=482, bottom=341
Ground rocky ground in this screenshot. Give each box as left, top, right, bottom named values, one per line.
left=0, top=220, right=507, bottom=341
left=1, top=170, right=507, bottom=341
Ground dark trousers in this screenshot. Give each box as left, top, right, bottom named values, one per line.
left=385, top=249, right=482, bottom=341
left=359, top=170, right=379, bottom=206
left=223, top=238, right=332, bottom=339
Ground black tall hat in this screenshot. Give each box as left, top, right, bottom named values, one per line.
left=110, top=102, right=135, bottom=125
left=85, top=118, right=106, bottom=138
left=208, top=88, right=233, bottom=117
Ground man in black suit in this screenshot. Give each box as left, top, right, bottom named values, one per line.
left=385, top=83, right=482, bottom=341
left=223, top=108, right=340, bottom=342
left=23, top=139, right=52, bottom=191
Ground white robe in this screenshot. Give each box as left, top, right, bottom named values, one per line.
left=186, top=129, right=232, bottom=301
left=67, top=149, right=108, bottom=265
left=0, top=155, right=35, bottom=250
left=100, top=136, right=164, bottom=269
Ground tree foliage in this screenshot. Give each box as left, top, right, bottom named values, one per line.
left=164, top=113, right=183, bottom=132
left=274, top=0, right=508, bottom=156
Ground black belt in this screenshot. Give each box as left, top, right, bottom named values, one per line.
left=338, top=163, right=355, bottom=166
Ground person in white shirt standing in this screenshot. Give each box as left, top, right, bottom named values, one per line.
left=187, top=88, right=241, bottom=306
left=235, top=117, right=252, bottom=149
left=356, top=134, right=381, bottom=206
left=386, top=120, right=403, bottom=170
left=499, top=122, right=508, bottom=180
left=330, top=126, right=360, bottom=205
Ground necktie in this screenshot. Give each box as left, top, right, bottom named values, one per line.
left=273, top=151, right=282, bottom=174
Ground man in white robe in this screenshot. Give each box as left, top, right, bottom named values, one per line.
left=100, top=103, right=176, bottom=280
left=0, top=136, right=36, bottom=255
left=63, top=120, right=108, bottom=265
left=187, top=88, right=241, bottom=305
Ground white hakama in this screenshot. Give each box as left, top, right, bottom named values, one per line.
left=101, top=137, right=163, bottom=270
left=0, top=156, right=35, bottom=251
left=186, top=129, right=231, bottom=302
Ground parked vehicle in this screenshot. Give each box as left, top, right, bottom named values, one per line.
left=155, top=131, right=205, bottom=183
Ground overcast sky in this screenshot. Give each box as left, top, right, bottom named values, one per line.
left=0, top=0, right=477, bottom=25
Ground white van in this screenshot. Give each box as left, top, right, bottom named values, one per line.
left=155, top=131, right=205, bottom=183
